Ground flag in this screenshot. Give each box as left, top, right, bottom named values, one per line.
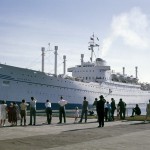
left=109, top=89, right=112, bottom=93
left=90, top=38, right=94, bottom=40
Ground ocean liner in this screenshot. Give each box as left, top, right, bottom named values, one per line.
left=0, top=36, right=150, bottom=109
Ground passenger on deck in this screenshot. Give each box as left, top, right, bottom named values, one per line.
left=130, top=104, right=141, bottom=117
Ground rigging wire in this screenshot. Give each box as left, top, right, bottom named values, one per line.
left=26, top=54, right=41, bottom=70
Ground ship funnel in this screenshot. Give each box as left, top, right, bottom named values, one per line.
left=81, top=54, right=84, bottom=67
left=123, top=67, right=125, bottom=75
left=135, top=66, right=138, bottom=79
left=54, top=46, right=58, bottom=76
left=41, top=47, right=45, bottom=72
left=63, top=55, right=66, bottom=75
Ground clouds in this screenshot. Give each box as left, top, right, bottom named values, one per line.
left=101, top=7, right=150, bottom=57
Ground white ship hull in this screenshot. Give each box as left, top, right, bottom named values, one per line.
left=0, top=64, right=150, bottom=108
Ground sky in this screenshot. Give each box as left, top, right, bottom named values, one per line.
left=0, top=0, right=150, bottom=83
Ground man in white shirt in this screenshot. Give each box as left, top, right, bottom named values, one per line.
left=20, top=99, right=29, bottom=126
left=45, top=100, right=52, bottom=124
left=29, top=97, right=37, bottom=125
left=58, top=96, right=68, bottom=123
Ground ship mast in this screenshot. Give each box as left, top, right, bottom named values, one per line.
left=135, top=66, right=138, bottom=79
left=63, top=55, right=66, bottom=75
left=88, top=33, right=99, bottom=62
left=54, top=46, right=58, bottom=76
left=41, top=47, right=45, bottom=72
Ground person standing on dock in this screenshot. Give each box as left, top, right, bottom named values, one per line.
left=20, top=99, right=29, bottom=126
left=79, top=96, right=89, bottom=123
left=58, top=96, right=68, bottom=123
left=12, top=102, right=18, bottom=126
left=110, top=98, right=116, bottom=121
left=0, top=100, right=7, bottom=127
left=93, top=98, right=98, bottom=121
left=45, top=100, right=52, bottom=124
left=97, top=95, right=106, bottom=127
left=144, top=100, right=150, bottom=122
left=7, top=103, right=14, bottom=126
left=29, top=97, right=37, bottom=125
left=118, top=98, right=126, bottom=120
left=74, top=107, right=79, bottom=123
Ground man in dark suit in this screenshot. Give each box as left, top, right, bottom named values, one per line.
left=118, top=98, right=126, bottom=120
left=111, top=98, right=116, bottom=121
left=97, top=95, right=106, bottom=127
left=79, top=97, right=89, bottom=123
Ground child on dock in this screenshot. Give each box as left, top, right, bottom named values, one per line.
left=74, top=107, right=79, bottom=123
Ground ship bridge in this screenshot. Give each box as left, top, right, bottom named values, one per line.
left=68, top=57, right=111, bottom=83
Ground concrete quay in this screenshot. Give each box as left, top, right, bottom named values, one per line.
left=0, top=116, right=150, bottom=150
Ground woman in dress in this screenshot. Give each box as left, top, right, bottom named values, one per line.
left=12, top=102, right=18, bottom=126
left=0, top=100, right=7, bottom=127
left=7, top=103, right=14, bottom=126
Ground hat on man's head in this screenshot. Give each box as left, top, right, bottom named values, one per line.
left=99, top=95, right=104, bottom=98
left=31, top=97, right=34, bottom=100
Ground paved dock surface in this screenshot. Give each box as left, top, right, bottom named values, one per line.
left=0, top=116, right=150, bottom=150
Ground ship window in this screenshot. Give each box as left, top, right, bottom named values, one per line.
left=3, top=80, right=10, bottom=86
